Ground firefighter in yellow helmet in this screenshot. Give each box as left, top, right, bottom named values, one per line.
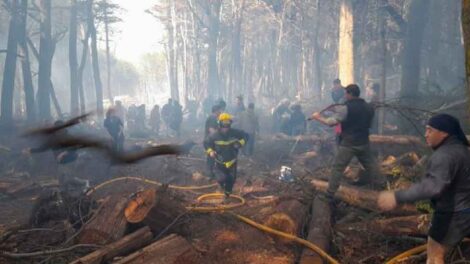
left=204, top=113, right=249, bottom=198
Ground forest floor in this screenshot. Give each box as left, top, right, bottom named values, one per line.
left=0, top=126, right=469, bottom=264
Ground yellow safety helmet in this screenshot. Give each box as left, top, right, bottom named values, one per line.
left=218, top=112, right=233, bottom=127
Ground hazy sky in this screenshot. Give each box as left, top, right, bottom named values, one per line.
left=113, top=0, right=164, bottom=66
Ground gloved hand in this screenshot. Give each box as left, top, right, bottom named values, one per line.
left=209, top=150, right=217, bottom=158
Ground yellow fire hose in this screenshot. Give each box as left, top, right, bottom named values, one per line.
left=85, top=176, right=219, bottom=196
left=386, top=238, right=470, bottom=264
left=87, top=176, right=340, bottom=264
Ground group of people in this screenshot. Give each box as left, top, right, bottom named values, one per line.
left=310, top=80, right=470, bottom=264
left=271, top=99, right=307, bottom=136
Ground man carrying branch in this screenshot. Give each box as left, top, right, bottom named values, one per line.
left=310, top=84, right=383, bottom=201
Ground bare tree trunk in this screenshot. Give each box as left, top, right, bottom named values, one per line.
left=166, top=0, right=179, bottom=101
left=18, top=0, right=35, bottom=123
left=88, top=0, right=104, bottom=119
left=1, top=0, right=20, bottom=125
left=104, top=0, right=112, bottom=102
left=69, top=0, right=79, bottom=115
left=399, top=0, right=430, bottom=110
left=463, top=0, right=470, bottom=113
left=378, top=1, right=387, bottom=135
left=78, top=25, right=90, bottom=115
left=37, top=0, right=53, bottom=120
left=207, top=2, right=222, bottom=99
left=338, top=0, right=355, bottom=85
left=50, top=81, right=63, bottom=119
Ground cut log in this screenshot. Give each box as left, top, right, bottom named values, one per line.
left=124, top=187, right=188, bottom=235
left=78, top=195, right=129, bottom=245
left=70, top=226, right=153, bottom=264
left=299, top=196, right=332, bottom=264
left=113, top=233, right=201, bottom=264
left=311, top=179, right=417, bottom=215
left=263, top=198, right=308, bottom=243
left=335, top=214, right=430, bottom=237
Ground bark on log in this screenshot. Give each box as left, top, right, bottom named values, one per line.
left=71, top=226, right=153, bottom=264
left=335, top=214, right=430, bottom=237
left=311, top=179, right=417, bottom=215
left=269, top=134, right=424, bottom=148
left=299, top=196, right=332, bottom=264
left=124, top=187, right=188, bottom=235
left=113, top=234, right=201, bottom=264
left=263, top=198, right=308, bottom=243
left=78, top=195, right=129, bottom=245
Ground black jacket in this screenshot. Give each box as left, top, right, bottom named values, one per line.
left=340, top=98, right=374, bottom=146
left=203, top=128, right=249, bottom=166
left=395, top=136, right=470, bottom=212
left=204, top=114, right=219, bottom=138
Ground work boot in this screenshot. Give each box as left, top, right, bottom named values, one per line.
left=222, top=191, right=231, bottom=204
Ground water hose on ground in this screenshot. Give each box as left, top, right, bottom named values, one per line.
left=386, top=238, right=470, bottom=263
left=87, top=176, right=340, bottom=264
left=85, top=176, right=219, bottom=196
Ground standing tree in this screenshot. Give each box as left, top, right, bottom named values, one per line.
left=338, top=0, right=355, bottom=85
left=0, top=0, right=20, bottom=125
left=37, top=0, right=53, bottom=120
left=87, top=0, right=104, bottom=119
left=69, top=0, right=80, bottom=115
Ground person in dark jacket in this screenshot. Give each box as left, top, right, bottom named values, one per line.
left=289, top=104, right=306, bottom=136
left=204, top=104, right=222, bottom=179
left=311, top=84, right=383, bottom=197
left=272, top=99, right=291, bottom=133
left=104, top=108, right=124, bottom=152
left=204, top=113, right=249, bottom=198
left=161, top=98, right=173, bottom=135
left=378, top=114, right=470, bottom=264
left=331, top=79, right=345, bottom=104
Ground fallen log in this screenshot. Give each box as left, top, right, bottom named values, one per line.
left=124, top=187, right=188, bottom=236
left=1, top=179, right=59, bottom=197
left=70, top=226, right=153, bottom=264
left=299, top=196, right=332, bottom=264
left=335, top=214, right=430, bottom=237
left=78, top=195, right=129, bottom=245
left=311, top=179, right=417, bottom=215
left=268, top=134, right=424, bottom=147
left=113, top=233, right=201, bottom=264
left=263, top=198, right=309, bottom=243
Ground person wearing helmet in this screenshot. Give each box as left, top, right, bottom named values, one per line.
left=204, top=113, right=249, bottom=199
